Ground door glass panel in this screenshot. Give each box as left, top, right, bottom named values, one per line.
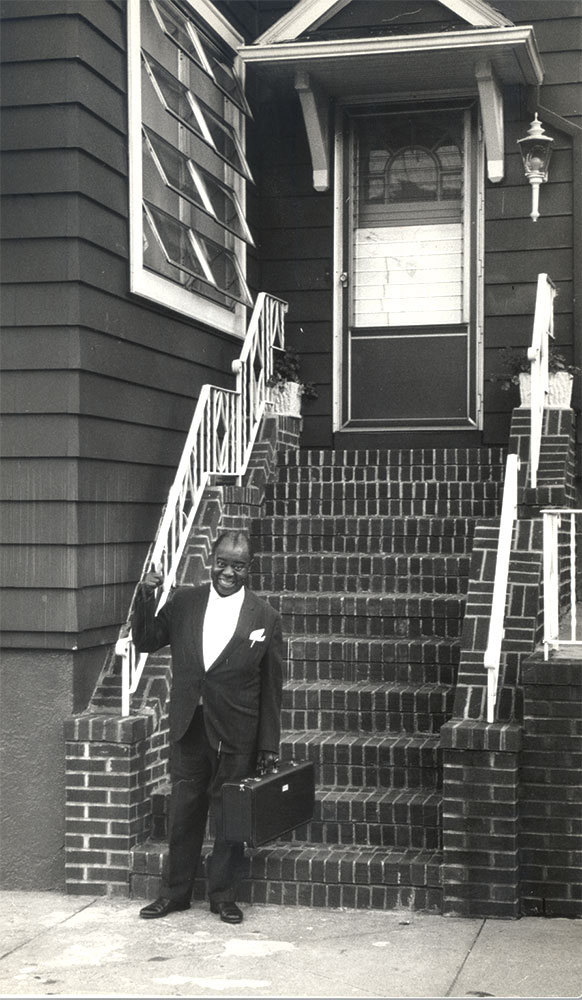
left=353, top=109, right=465, bottom=327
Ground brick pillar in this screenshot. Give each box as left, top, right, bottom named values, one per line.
left=441, top=720, right=522, bottom=918
left=520, top=654, right=582, bottom=917
left=64, top=713, right=162, bottom=896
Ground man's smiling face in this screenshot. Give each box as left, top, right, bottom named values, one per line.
left=210, top=536, right=251, bottom=597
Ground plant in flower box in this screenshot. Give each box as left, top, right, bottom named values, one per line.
left=490, top=344, right=580, bottom=407
left=267, top=345, right=318, bottom=416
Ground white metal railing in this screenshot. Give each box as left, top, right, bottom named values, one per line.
left=527, top=273, right=557, bottom=488
left=484, top=453, right=520, bottom=724
left=116, top=292, right=288, bottom=715
left=542, top=508, right=582, bottom=659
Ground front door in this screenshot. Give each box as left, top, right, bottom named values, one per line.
left=336, top=102, right=482, bottom=432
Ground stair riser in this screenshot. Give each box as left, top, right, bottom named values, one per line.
left=287, top=660, right=458, bottom=686
left=131, top=865, right=443, bottom=913
left=253, top=535, right=474, bottom=555
left=258, top=573, right=469, bottom=594
left=275, top=466, right=504, bottom=485
left=266, top=483, right=501, bottom=501
left=149, top=793, right=442, bottom=849
left=279, top=614, right=463, bottom=639
left=282, top=708, right=450, bottom=734
left=286, top=821, right=441, bottom=850
left=279, top=447, right=505, bottom=467
left=264, top=499, right=499, bottom=517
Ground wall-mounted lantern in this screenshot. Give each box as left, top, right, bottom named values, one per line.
left=517, top=113, right=554, bottom=223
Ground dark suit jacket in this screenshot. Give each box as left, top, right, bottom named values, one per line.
left=131, top=583, right=283, bottom=753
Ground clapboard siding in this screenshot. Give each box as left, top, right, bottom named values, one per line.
left=2, top=544, right=152, bottom=589
left=251, top=91, right=333, bottom=446
left=0, top=459, right=175, bottom=503
left=0, top=1, right=242, bottom=655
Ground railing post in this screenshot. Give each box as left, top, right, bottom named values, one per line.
left=527, top=273, right=556, bottom=489
left=484, top=453, right=520, bottom=723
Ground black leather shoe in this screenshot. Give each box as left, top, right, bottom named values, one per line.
left=210, top=901, right=243, bottom=924
left=139, top=896, right=191, bottom=919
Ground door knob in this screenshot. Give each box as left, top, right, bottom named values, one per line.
left=339, top=272, right=349, bottom=286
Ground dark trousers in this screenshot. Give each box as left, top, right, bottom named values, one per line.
left=163, top=707, right=256, bottom=905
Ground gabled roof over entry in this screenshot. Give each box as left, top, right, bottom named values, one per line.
left=239, top=0, right=544, bottom=190
left=254, top=0, right=513, bottom=45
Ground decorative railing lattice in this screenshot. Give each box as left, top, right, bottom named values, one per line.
left=116, top=292, right=288, bottom=715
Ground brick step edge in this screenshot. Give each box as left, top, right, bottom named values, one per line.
left=131, top=840, right=443, bottom=891
left=279, top=447, right=505, bottom=466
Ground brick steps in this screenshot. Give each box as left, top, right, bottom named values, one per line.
left=254, top=553, right=471, bottom=594
left=282, top=681, right=453, bottom=734
left=145, top=783, right=441, bottom=850
left=131, top=839, right=443, bottom=912
left=279, top=446, right=505, bottom=473
left=130, top=444, right=506, bottom=913
left=266, top=481, right=501, bottom=502
left=253, top=515, right=479, bottom=554
left=286, top=636, right=460, bottom=686
left=286, top=786, right=442, bottom=849
left=264, top=592, right=465, bottom=639
left=280, top=731, right=441, bottom=790
left=264, top=498, right=500, bottom=517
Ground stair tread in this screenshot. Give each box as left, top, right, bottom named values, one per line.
left=282, top=730, right=440, bottom=746
left=134, top=837, right=442, bottom=867
left=285, top=680, right=452, bottom=693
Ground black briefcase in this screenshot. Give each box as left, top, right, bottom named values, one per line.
left=221, top=760, right=315, bottom=847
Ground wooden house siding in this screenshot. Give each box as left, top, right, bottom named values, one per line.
left=251, top=91, right=334, bottom=447
left=0, top=1, right=243, bottom=658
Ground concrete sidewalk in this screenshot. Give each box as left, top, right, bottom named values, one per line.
left=0, top=891, right=580, bottom=999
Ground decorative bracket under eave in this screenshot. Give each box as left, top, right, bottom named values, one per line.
left=475, top=58, right=504, bottom=182
left=295, top=70, right=330, bottom=191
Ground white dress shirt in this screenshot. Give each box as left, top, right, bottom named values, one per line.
left=202, top=584, right=246, bottom=671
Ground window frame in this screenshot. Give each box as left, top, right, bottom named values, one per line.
left=127, top=0, right=250, bottom=337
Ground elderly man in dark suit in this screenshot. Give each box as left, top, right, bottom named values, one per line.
left=133, top=529, right=283, bottom=924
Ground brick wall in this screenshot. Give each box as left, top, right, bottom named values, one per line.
left=520, top=655, right=582, bottom=918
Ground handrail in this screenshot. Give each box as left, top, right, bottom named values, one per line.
left=542, top=508, right=582, bottom=660
left=116, top=292, right=288, bottom=715
left=527, top=273, right=556, bottom=488
left=484, top=453, right=520, bottom=724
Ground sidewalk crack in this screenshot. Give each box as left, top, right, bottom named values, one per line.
left=444, top=919, right=487, bottom=998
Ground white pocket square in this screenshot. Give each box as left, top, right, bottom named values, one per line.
left=249, top=628, right=266, bottom=647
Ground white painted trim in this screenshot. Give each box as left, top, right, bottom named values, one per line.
left=443, top=0, right=512, bottom=27
left=295, top=71, right=330, bottom=191
left=255, top=0, right=351, bottom=45
left=332, top=105, right=345, bottom=432
left=254, top=0, right=512, bottom=44
left=191, top=0, right=245, bottom=52
left=239, top=27, right=544, bottom=88
left=475, top=59, right=505, bottom=182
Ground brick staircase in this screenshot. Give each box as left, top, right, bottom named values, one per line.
left=130, top=446, right=506, bottom=911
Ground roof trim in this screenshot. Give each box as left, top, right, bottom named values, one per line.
left=239, top=26, right=544, bottom=87
left=254, top=0, right=513, bottom=45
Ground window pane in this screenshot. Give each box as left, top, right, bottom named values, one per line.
left=142, top=52, right=252, bottom=180
left=190, top=22, right=251, bottom=116
left=143, top=126, right=254, bottom=244
left=149, top=0, right=250, bottom=116
left=352, top=107, right=467, bottom=327
left=145, top=202, right=252, bottom=307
